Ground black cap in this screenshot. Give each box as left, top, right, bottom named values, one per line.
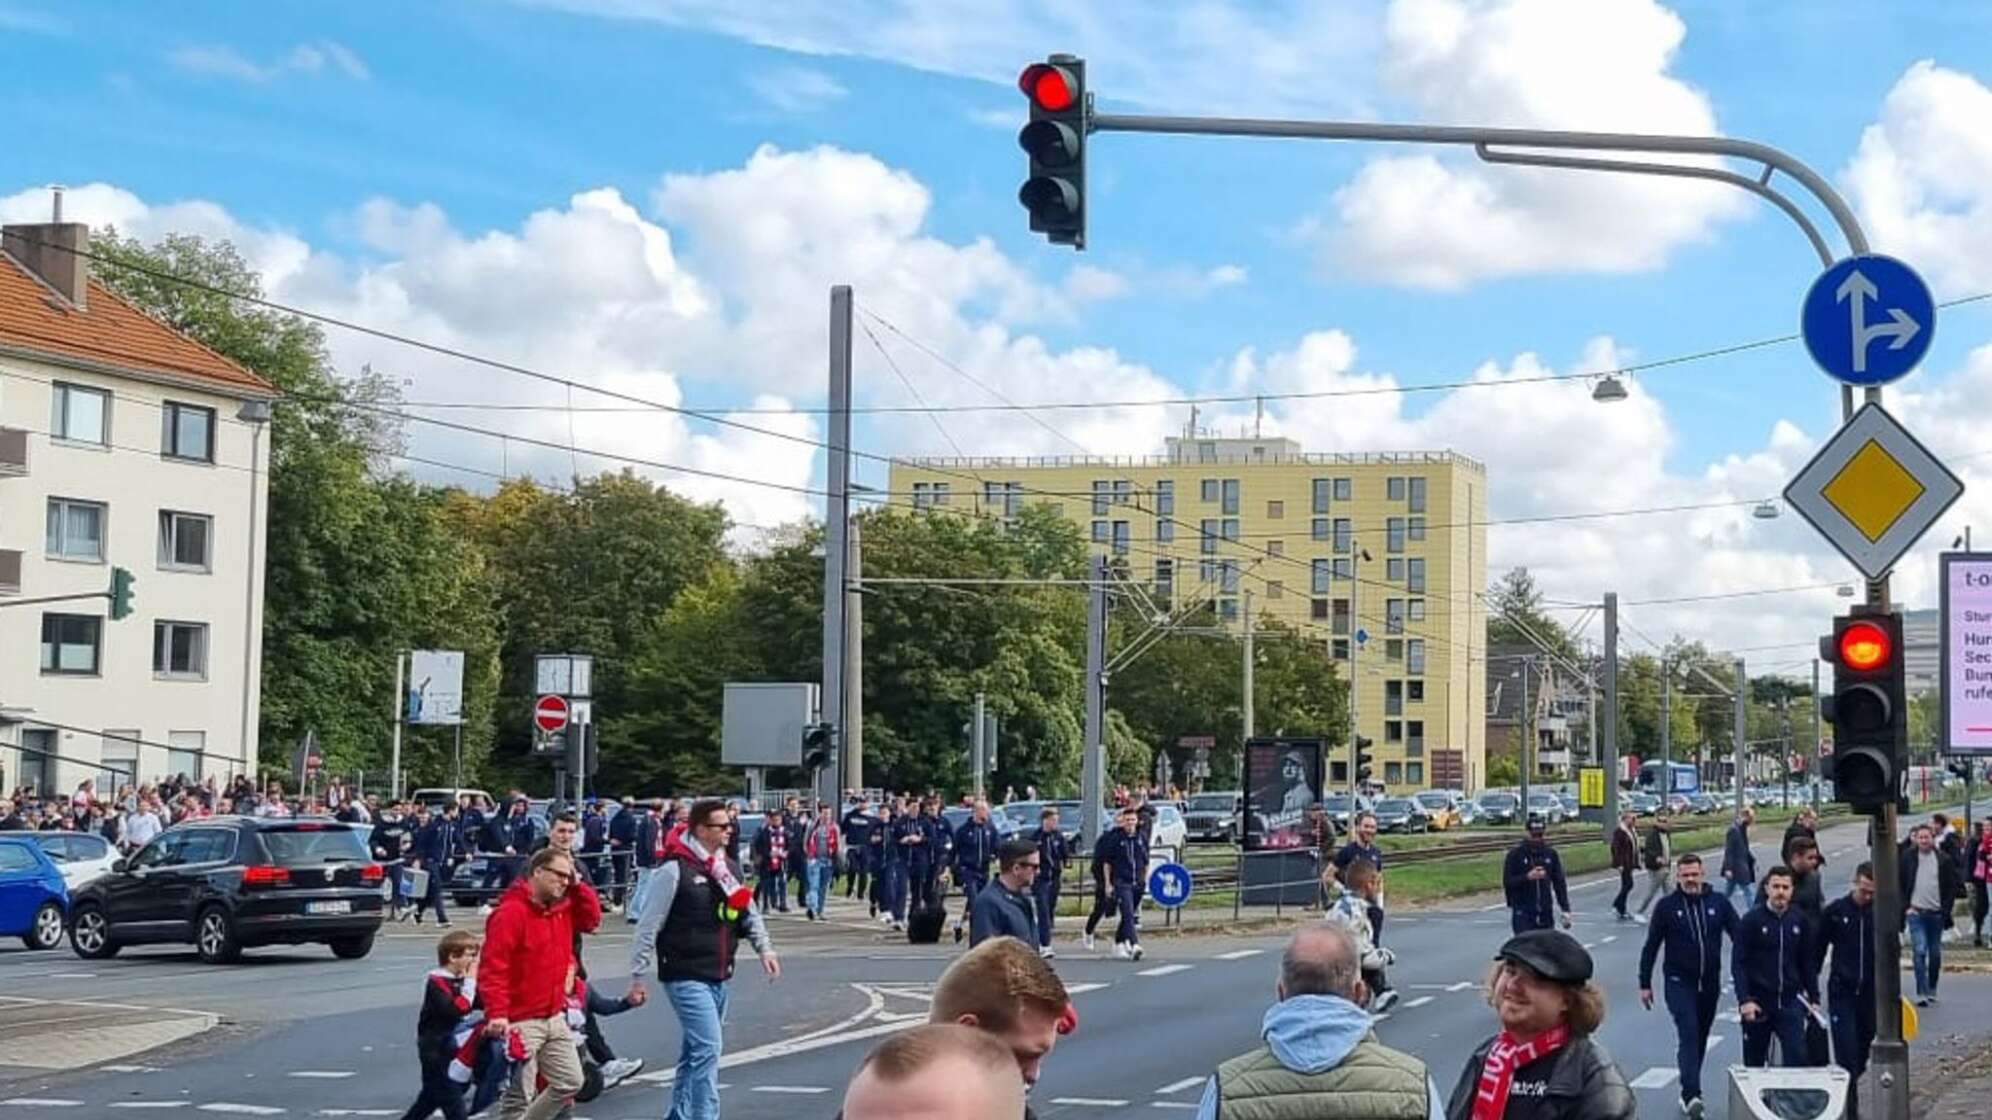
left=1495, top=930, right=1592, bottom=984
left=1526, top=817, right=1547, bottom=834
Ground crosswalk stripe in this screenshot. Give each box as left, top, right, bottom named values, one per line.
left=1137, top=964, right=1193, bottom=977
left=1446, top=981, right=1476, bottom=992
left=1628, top=1068, right=1681, bottom=1090
left=197, top=1106, right=287, bottom=1115
left=1600, top=936, right=1618, bottom=944
left=108, top=1106, right=192, bottom=1112
left=1213, top=949, right=1263, bottom=960
left=750, top=1086, right=830, bottom=1094
left=1404, top=996, right=1434, bottom=1008
left=1066, top=982, right=1110, bottom=995
left=286, top=1072, right=354, bottom=1080
left=1581, top=942, right=1596, bottom=950
left=1, top=1101, right=84, bottom=1109
left=1155, top=1078, right=1205, bottom=1095
left=1152, top=1104, right=1199, bottom=1111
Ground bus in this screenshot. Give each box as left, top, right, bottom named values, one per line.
left=1636, top=761, right=1700, bottom=796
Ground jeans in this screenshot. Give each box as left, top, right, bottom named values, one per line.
left=805, top=858, right=834, bottom=915
left=411, top=861, right=449, bottom=925
left=1909, top=909, right=1946, bottom=997
left=1114, top=881, right=1140, bottom=944
left=665, top=979, right=730, bottom=1120
left=1664, top=979, right=1721, bottom=1101
left=957, top=870, right=988, bottom=923
left=908, top=863, right=936, bottom=910
left=1033, top=876, right=1061, bottom=948
left=1611, top=868, right=1634, bottom=916
left=877, top=861, right=906, bottom=921
left=497, top=1015, right=582, bottom=1120
left=844, top=846, right=871, bottom=897
left=1637, top=867, right=1673, bottom=914
left=758, top=868, right=788, bottom=910
left=610, top=849, right=633, bottom=906
left=1723, top=875, right=1755, bottom=909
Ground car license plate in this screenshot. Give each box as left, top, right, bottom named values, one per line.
left=306, top=900, right=351, bottom=915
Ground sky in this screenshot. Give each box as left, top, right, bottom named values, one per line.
left=7, top=0, right=1992, bottom=672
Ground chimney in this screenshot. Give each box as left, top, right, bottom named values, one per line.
left=2, top=221, right=90, bottom=309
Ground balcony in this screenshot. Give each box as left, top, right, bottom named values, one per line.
left=0, top=427, right=26, bottom=476
left=0, top=548, right=19, bottom=595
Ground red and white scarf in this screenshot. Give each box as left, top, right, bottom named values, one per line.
left=668, top=831, right=753, bottom=913
left=1471, top=1024, right=1570, bottom=1120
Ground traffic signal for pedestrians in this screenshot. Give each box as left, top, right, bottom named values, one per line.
left=1017, top=55, right=1087, bottom=248
left=803, top=722, right=836, bottom=772
left=108, top=566, right=135, bottom=620
left=1354, top=736, right=1375, bottom=784
left=1818, top=610, right=1905, bottom=813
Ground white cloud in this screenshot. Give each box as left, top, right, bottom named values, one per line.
left=168, top=40, right=370, bottom=83
left=1845, top=60, right=1992, bottom=297
left=1307, top=0, right=1746, bottom=290
left=745, top=66, right=847, bottom=113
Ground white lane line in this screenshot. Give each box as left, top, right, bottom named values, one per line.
left=46, top=973, right=97, bottom=979
left=1478, top=903, right=1506, bottom=912
left=1, top=1101, right=84, bottom=1108
left=1155, top=1077, right=1205, bottom=1095
left=1709, top=1035, right=1726, bottom=1049
left=1404, top=996, right=1435, bottom=1009
left=315, top=1112, right=396, bottom=1117
left=1373, top=1012, right=1391, bottom=1021
left=1446, top=981, right=1476, bottom=992
left=1152, top=1104, right=1200, bottom=1111
left=109, top=1106, right=192, bottom=1112
left=1137, top=964, right=1193, bottom=977
left=1581, top=942, right=1596, bottom=950
left=198, top=1105, right=288, bottom=1115
left=750, top=1087, right=830, bottom=1095
left=1718, top=1011, right=1742, bottom=1023
left=1052, top=1099, right=1130, bottom=1107
left=1066, top=982, right=1110, bottom=995
left=1628, top=1068, right=1680, bottom=1090
left=1213, top=949, right=1264, bottom=960
left=286, top=1072, right=355, bottom=1080
left=1600, top=936, right=1618, bottom=944
left=102, top=1066, right=162, bottom=1074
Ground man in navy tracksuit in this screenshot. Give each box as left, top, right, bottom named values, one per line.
left=607, top=797, right=639, bottom=908
left=1502, top=819, right=1573, bottom=934
left=1733, top=866, right=1820, bottom=1068
left=840, top=796, right=875, bottom=903
left=897, top=804, right=936, bottom=913
left=1031, top=805, right=1071, bottom=958
left=1637, top=853, right=1739, bottom=1118
left=874, top=804, right=906, bottom=929
left=1095, top=805, right=1147, bottom=960
left=951, top=800, right=1001, bottom=944
left=581, top=801, right=610, bottom=890
left=1819, top=863, right=1878, bottom=1114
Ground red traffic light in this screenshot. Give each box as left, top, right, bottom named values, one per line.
left=1020, top=63, right=1077, bottom=112
left=1839, top=620, right=1892, bottom=670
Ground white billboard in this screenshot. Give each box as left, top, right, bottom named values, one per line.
left=721, top=682, right=816, bottom=767
left=1942, top=554, right=1992, bottom=755
left=407, top=650, right=466, bottom=726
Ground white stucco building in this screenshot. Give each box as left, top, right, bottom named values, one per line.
left=0, top=220, right=275, bottom=795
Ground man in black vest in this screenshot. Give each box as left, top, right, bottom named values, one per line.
left=629, top=799, right=779, bottom=1120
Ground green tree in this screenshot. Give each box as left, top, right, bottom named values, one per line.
left=1487, top=567, right=1578, bottom=662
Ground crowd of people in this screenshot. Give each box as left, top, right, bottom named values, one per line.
left=0, top=773, right=359, bottom=845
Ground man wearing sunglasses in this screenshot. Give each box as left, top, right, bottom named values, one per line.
left=970, top=840, right=1042, bottom=948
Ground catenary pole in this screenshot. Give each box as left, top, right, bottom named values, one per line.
left=1242, top=588, right=1255, bottom=740
left=821, top=286, right=853, bottom=810
left=1081, top=555, right=1108, bottom=848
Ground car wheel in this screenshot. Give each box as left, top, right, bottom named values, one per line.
left=70, top=905, right=119, bottom=959
left=24, top=901, right=64, bottom=951
left=328, top=932, right=376, bottom=960
left=195, top=906, right=242, bottom=964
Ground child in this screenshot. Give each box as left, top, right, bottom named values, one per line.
left=399, top=929, right=480, bottom=1120
left=1325, top=857, right=1398, bottom=1013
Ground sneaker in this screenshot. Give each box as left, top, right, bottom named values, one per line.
left=891, top=921, right=904, bottom=932
left=1915, top=996, right=1933, bottom=1007
left=1112, top=942, right=1132, bottom=960
left=437, top=921, right=453, bottom=929
left=600, top=1057, right=645, bottom=1089
left=1683, top=1095, right=1705, bottom=1119
left=1631, top=914, right=1647, bottom=925
left=1129, top=943, right=1144, bottom=961
left=1082, top=933, right=1096, bottom=951
left=478, top=903, right=495, bottom=918
left=1372, top=989, right=1400, bottom=1013
left=1039, top=947, right=1057, bottom=960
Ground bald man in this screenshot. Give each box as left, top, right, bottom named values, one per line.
left=843, top=1024, right=1024, bottom=1120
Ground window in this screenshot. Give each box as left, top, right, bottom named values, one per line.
left=1408, top=598, right=1426, bottom=622
left=1311, top=598, right=1329, bottom=620
left=1386, top=558, right=1405, bottom=582
left=1408, top=639, right=1427, bottom=675
left=166, top=730, right=205, bottom=781
left=1312, top=478, right=1331, bottom=514
left=179, top=829, right=234, bottom=864
left=102, top=730, right=140, bottom=783
left=1408, top=680, right=1425, bottom=702
left=911, top=481, right=952, bottom=509
left=1111, top=521, right=1130, bottom=556
left=1200, top=559, right=1218, bottom=583
left=1408, top=558, right=1427, bottom=594
left=1201, top=479, right=1220, bottom=503
left=1266, top=580, right=1284, bottom=601
left=1154, top=558, right=1174, bottom=592
left=157, top=510, right=213, bottom=572
left=1332, top=557, right=1352, bottom=581
left=1385, top=720, right=1403, bottom=743
left=1222, top=518, right=1239, bottom=542
left=161, top=402, right=215, bottom=462
left=1219, top=561, right=1239, bottom=594
left=1156, top=480, right=1175, bottom=516
left=1407, top=720, right=1426, bottom=756
left=1385, top=598, right=1405, bottom=634
left=1266, top=499, right=1284, bottom=519
left=1385, top=762, right=1403, bottom=785
left=1156, top=518, right=1175, bottom=542
left=1387, top=476, right=1406, bottom=501
left=1092, top=481, right=1111, bottom=516
left=1409, top=516, right=1426, bottom=542
left=1312, top=517, right=1330, bottom=541
left=46, top=498, right=106, bottom=561
left=1218, top=598, right=1238, bottom=621
left=1386, top=517, right=1405, bottom=553
left=1407, top=762, right=1424, bottom=784
left=52, top=383, right=109, bottom=445
left=1332, top=639, right=1350, bottom=660
left=1408, top=476, right=1427, bottom=513
left=1092, top=520, right=1109, bottom=543
left=1198, top=441, right=1216, bottom=463
left=154, top=621, right=209, bottom=678
left=983, top=482, right=1022, bottom=516
left=1311, top=559, right=1330, bottom=594
left=41, top=613, right=102, bottom=674
left=1200, top=519, right=1219, bottom=554
left=1112, top=480, right=1132, bottom=507
left=1385, top=680, right=1403, bottom=716
left=1333, top=478, right=1352, bottom=501
left=0, top=845, right=34, bottom=873
left=1385, top=639, right=1403, bottom=662
left=1267, top=540, right=1284, bottom=556
left=1333, top=519, right=1352, bottom=552
left=1333, top=598, right=1351, bottom=635
left=1221, top=479, right=1240, bottom=515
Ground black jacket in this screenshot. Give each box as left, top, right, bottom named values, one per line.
left=1032, top=826, right=1070, bottom=885
left=1899, top=847, right=1963, bottom=925
left=1094, top=827, right=1145, bottom=886
left=1503, top=841, right=1571, bottom=918
left=608, top=807, right=639, bottom=850
left=414, top=970, right=478, bottom=1069
left=969, top=880, right=1037, bottom=946
left=1818, top=894, right=1876, bottom=998
left=1733, top=903, right=1817, bottom=1008
left=1445, top=1034, right=1636, bottom=1120
left=1638, top=889, right=1738, bottom=990
left=1722, top=822, right=1756, bottom=885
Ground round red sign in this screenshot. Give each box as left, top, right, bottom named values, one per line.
left=534, top=693, right=570, bottom=733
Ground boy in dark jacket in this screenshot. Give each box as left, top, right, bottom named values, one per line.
left=399, top=930, right=480, bottom=1120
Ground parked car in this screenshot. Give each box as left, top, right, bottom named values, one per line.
left=1411, top=792, right=1462, bottom=830
left=409, top=787, right=492, bottom=812
left=997, top=801, right=1083, bottom=844
left=1524, top=791, right=1567, bottom=826
left=1623, top=791, right=1661, bottom=816
left=1183, top=792, right=1244, bottom=842
left=1322, top=792, right=1372, bottom=830
left=1556, top=793, right=1581, bottom=819
left=1474, top=791, right=1521, bottom=825
left=68, top=817, right=386, bottom=964
left=2, top=830, right=118, bottom=892
left=941, top=806, right=1023, bottom=843
left=1371, top=797, right=1431, bottom=834
left=1686, top=793, right=1718, bottom=815
left=0, top=836, right=68, bottom=950
left=1149, top=804, right=1188, bottom=851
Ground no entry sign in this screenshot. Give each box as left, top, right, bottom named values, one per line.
left=534, top=693, right=570, bottom=733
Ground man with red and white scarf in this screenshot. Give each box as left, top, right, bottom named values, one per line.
left=629, top=798, right=780, bottom=1120
left=1444, top=931, right=1634, bottom=1120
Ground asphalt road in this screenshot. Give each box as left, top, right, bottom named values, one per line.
left=3, top=807, right=1989, bottom=1120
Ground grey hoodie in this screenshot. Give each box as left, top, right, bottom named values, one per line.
left=1194, top=993, right=1444, bottom=1120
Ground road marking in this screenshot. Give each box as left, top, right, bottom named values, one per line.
left=1478, top=903, right=1506, bottom=912
left=286, top=1072, right=355, bottom=1080
left=1446, top=981, right=1476, bottom=992
left=1137, top=964, right=1193, bottom=977
left=1213, top=949, right=1263, bottom=960
left=1718, top=1011, right=1742, bottom=1023
left=1152, top=1104, right=1199, bottom=1111
left=1, top=1101, right=84, bottom=1108
left=102, top=1066, right=162, bottom=1074
left=1052, top=1099, right=1129, bottom=1107
left=1628, top=1068, right=1680, bottom=1090
left=314, top=1112, right=395, bottom=1117
left=108, top=1106, right=191, bottom=1111
left=1581, top=942, right=1596, bottom=950
left=1066, top=983, right=1109, bottom=995
left=1373, top=1012, right=1391, bottom=1021
left=1404, top=996, right=1434, bottom=1009
left=198, top=1106, right=286, bottom=1115
left=1709, top=1035, right=1726, bottom=1049
left=1600, top=936, right=1618, bottom=944
left=1155, top=1078, right=1205, bottom=1095
left=750, top=1087, right=830, bottom=1095
left=46, top=973, right=97, bottom=979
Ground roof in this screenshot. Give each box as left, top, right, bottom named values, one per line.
left=0, top=251, right=274, bottom=395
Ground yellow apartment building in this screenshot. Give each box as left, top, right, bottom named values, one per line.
left=886, top=435, right=1490, bottom=794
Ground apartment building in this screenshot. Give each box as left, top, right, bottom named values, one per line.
left=0, top=220, right=275, bottom=796
left=887, top=435, right=1489, bottom=792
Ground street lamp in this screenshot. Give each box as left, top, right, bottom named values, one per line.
left=235, top=397, right=274, bottom=786
left=1591, top=375, right=1629, bottom=403
left=1751, top=500, right=1780, bottom=520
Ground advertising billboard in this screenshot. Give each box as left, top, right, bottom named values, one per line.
left=1242, top=737, right=1323, bottom=850
left=406, top=650, right=465, bottom=726
left=1941, top=553, right=1992, bottom=755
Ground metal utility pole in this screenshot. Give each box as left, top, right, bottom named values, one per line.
left=1812, top=658, right=1823, bottom=811
left=1602, top=593, right=1620, bottom=835
left=820, top=285, right=853, bottom=810
left=390, top=651, right=405, bottom=800
left=1733, top=658, right=1748, bottom=823
left=1519, top=655, right=1533, bottom=814
left=1661, top=659, right=1673, bottom=803
left=1780, top=697, right=1793, bottom=808
left=1242, top=588, right=1255, bottom=740
left=1081, top=555, right=1109, bottom=848
left=845, top=519, right=864, bottom=793
left=971, top=691, right=987, bottom=798
left=1348, top=542, right=1363, bottom=799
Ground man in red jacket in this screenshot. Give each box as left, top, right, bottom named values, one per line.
left=479, top=845, right=602, bottom=1120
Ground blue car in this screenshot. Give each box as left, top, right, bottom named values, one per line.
left=0, top=835, right=69, bottom=950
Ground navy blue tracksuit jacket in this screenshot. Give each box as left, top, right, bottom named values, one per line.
left=1733, top=903, right=1817, bottom=1068
left=1818, top=895, right=1877, bottom=1080
left=1638, top=887, right=1739, bottom=1101
left=1502, top=841, right=1570, bottom=932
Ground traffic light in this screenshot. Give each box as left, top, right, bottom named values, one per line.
left=803, top=722, right=836, bottom=772
left=1819, top=610, right=1906, bottom=813
left=1354, top=735, right=1375, bottom=784
left=1017, top=55, right=1087, bottom=248
left=108, top=566, right=135, bottom=620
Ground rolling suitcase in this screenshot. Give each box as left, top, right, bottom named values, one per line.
left=907, top=880, right=949, bottom=944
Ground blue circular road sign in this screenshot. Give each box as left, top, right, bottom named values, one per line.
left=1801, top=254, right=1934, bottom=386
left=1148, top=861, right=1193, bottom=908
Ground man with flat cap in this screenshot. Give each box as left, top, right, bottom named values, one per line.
left=1445, top=931, right=1634, bottom=1120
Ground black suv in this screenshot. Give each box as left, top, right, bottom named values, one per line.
left=69, top=817, right=386, bottom=963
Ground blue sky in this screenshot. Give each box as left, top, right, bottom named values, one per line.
left=8, top=0, right=1992, bottom=652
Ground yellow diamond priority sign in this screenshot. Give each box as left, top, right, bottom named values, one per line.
left=1784, top=402, right=1962, bottom=580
